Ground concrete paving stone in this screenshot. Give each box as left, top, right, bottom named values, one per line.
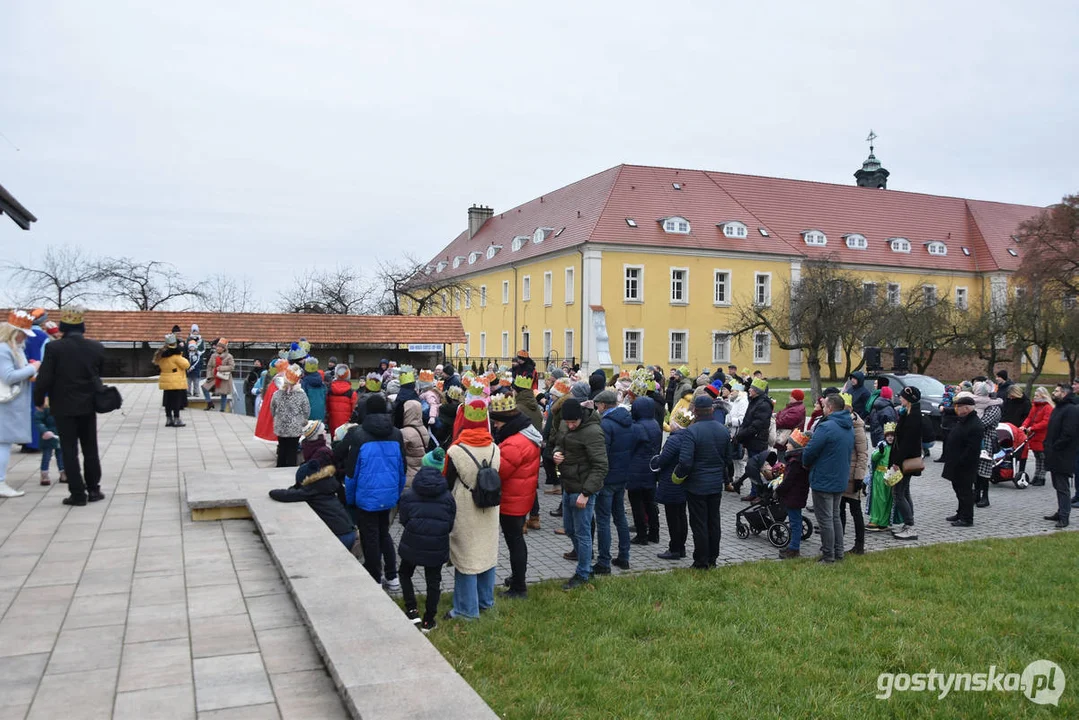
left=0, top=704, right=30, bottom=720
left=187, top=583, right=247, bottom=619
left=125, top=601, right=189, bottom=643
left=6, top=583, right=76, bottom=615
left=83, top=546, right=137, bottom=573
left=185, top=562, right=239, bottom=588
left=130, top=573, right=186, bottom=607
left=113, top=682, right=196, bottom=720
left=269, top=670, right=349, bottom=720
left=2, top=533, right=54, bottom=555
left=51, top=523, right=101, bottom=542
left=191, top=613, right=258, bottom=659
left=0, top=589, right=15, bottom=616
left=39, top=541, right=94, bottom=564
left=140, top=522, right=184, bottom=538
left=193, top=653, right=275, bottom=712
left=235, top=574, right=286, bottom=599
left=135, top=548, right=186, bottom=575
left=26, top=666, right=117, bottom=720
left=346, top=672, right=498, bottom=720
left=0, top=653, right=49, bottom=711
left=243, top=593, right=302, bottom=631
left=75, top=566, right=134, bottom=597
left=63, top=591, right=130, bottom=629
left=23, top=559, right=86, bottom=588
left=46, top=624, right=124, bottom=675
left=255, top=626, right=323, bottom=675
left=118, top=638, right=193, bottom=692
left=195, top=703, right=280, bottom=719
left=137, top=535, right=185, bottom=552
left=0, top=553, right=41, bottom=577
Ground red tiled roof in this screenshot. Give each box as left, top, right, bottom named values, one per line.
left=64, top=311, right=465, bottom=345
left=424, top=163, right=1045, bottom=276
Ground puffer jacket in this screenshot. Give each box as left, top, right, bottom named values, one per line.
left=400, top=400, right=430, bottom=486
left=495, top=414, right=543, bottom=516
left=1022, top=401, right=1052, bottom=452
left=844, top=413, right=869, bottom=499
left=555, top=408, right=608, bottom=496
left=420, top=388, right=442, bottom=428
left=397, top=467, right=456, bottom=567
left=154, top=350, right=190, bottom=391
left=32, top=406, right=61, bottom=450
left=393, top=383, right=420, bottom=428
left=801, top=408, right=855, bottom=493
left=269, top=461, right=354, bottom=536
left=515, top=388, right=544, bottom=433
left=271, top=386, right=311, bottom=438
left=326, top=380, right=356, bottom=438
left=600, top=405, right=635, bottom=487
left=654, top=430, right=687, bottom=505
left=736, top=392, right=773, bottom=453
left=868, top=395, right=899, bottom=446
left=627, top=397, right=662, bottom=491
left=1001, top=394, right=1032, bottom=427
left=1044, top=393, right=1079, bottom=474
left=674, top=413, right=731, bottom=495
left=777, top=449, right=810, bottom=510
left=775, top=400, right=805, bottom=432
left=302, top=371, right=327, bottom=422
left=338, top=410, right=407, bottom=512
left=847, top=371, right=870, bottom=421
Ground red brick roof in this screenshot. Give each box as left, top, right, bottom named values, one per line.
left=426, top=163, right=1044, bottom=278
left=68, top=311, right=465, bottom=345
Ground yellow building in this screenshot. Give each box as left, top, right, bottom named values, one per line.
left=419, top=158, right=1055, bottom=379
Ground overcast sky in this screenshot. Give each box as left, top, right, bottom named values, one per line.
left=2, top=1, right=1077, bottom=309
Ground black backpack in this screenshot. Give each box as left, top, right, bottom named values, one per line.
left=457, top=446, right=501, bottom=508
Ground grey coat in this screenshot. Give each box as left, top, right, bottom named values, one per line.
left=0, top=343, right=37, bottom=444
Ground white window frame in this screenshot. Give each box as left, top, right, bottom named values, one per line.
left=464, top=332, right=471, bottom=356
left=845, top=233, right=868, bottom=249
left=543, top=271, right=552, bottom=306
left=501, top=331, right=509, bottom=358
left=753, top=331, right=772, bottom=364
left=711, top=331, right=731, bottom=365
left=803, top=230, right=827, bottom=246
left=721, top=221, right=748, bottom=239
left=922, top=284, right=938, bottom=306
left=565, top=267, right=575, bottom=304
left=543, top=329, right=552, bottom=358
left=522, top=275, right=531, bottom=302
left=754, top=272, right=772, bottom=307
left=453, top=289, right=461, bottom=311
left=713, top=269, right=731, bottom=306
left=565, top=329, right=574, bottom=359
left=624, top=265, right=644, bottom=303
left=479, top=332, right=487, bottom=356
left=955, top=286, right=968, bottom=310
left=623, top=329, right=644, bottom=364
left=669, top=330, right=688, bottom=364
left=521, top=329, right=530, bottom=353
left=670, top=267, right=689, bottom=305
left=479, top=285, right=487, bottom=307
left=502, top=280, right=510, bottom=305
left=863, top=281, right=878, bottom=303
left=889, top=237, right=911, bottom=253
left=511, top=236, right=528, bottom=252
left=486, top=245, right=502, bottom=260
left=662, top=217, right=691, bottom=234
left=887, top=282, right=901, bottom=306
left=464, top=288, right=471, bottom=309
left=927, top=241, right=948, bottom=256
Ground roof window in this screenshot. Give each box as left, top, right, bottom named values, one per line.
left=626, top=218, right=638, bottom=228
left=759, top=227, right=769, bottom=237
left=486, top=244, right=502, bottom=260
left=1007, top=248, right=1018, bottom=257
left=533, top=227, right=553, bottom=245
left=452, top=255, right=466, bottom=269
left=511, top=236, right=529, bottom=252
left=961, top=247, right=971, bottom=256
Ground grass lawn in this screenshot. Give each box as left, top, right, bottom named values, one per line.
left=428, top=533, right=1079, bottom=719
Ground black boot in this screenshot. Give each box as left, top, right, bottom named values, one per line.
left=165, top=416, right=175, bottom=427
left=975, top=479, right=990, bottom=508
left=549, top=501, right=563, bottom=518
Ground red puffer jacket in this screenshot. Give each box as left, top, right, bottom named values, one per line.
left=1022, top=401, right=1052, bottom=452
left=496, top=423, right=542, bottom=517
left=326, top=380, right=357, bottom=438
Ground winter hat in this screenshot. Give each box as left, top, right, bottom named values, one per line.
left=284, top=364, right=303, bottom=386
left=696, top=374, right=711, bottom=387
left=422, top=447, right=446, bottom=470
left=790, top=388, right=805, bottom=402
left=883, top=422, right=897, bottom=436
left=901, top=386, right=922, bottom=403
left=334, top=364, right=351, bottom=381
left=703, top=385, right=719, bottom=399
left=164, top=333, right=178, bottom=347
left=588, top=371, right=606, bottom=393
left=302, top=420, right=324, bottom=440
left=677, top=365, right=691, bottom=378
left=366, top=393, right=388, bottom=415
left=561, top=398, right=583, bottom=421
left=550, top=368, right=566, bottom=380
left=570, top=381, right=591, bottom=401
left=953, top=392, right=976, bottom=406
left=191, top=323, right=200, bottom=334
left=386, top=379, right=401, bottom=397
left=365, top=373, right=382, bottom=392
left=880, top=387, right=894, bottom=400
left=823, top=387, right=841, bottom=396
left=398, top=365, right=416, bottom=386
left=751, top=377, right=769, bottom=393
left=443, top=363, right=455, bottom=376
left=287, top=342, right=306, bottom=361
left=550, top=377, right=572, bottom=398
left=418, top=369, right=435, bottom=390
left=445, top=384, right=465, bottom=401
left=513, top=372, right=534, bottom=390
left=44, top=321, right=60, bottom=338
left=304, top=357, right=319, bottom=373
left=594, top=389, right=618, bottom=405
left=461, top=399, right=489, bottom=428
left=789, top=429, right=811, bottom=448
left=489, top=393, right=519, bottom=419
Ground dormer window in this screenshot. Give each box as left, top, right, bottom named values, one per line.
left=889, top=237, right=911, bottom=253
left=511, top=236, right=529, bottom=252
left=452, top=255, right=466, bottom=269
left=533, top=227, right=553, bottom=245
left=423, top=265, right=433, bottom=275
left=719, top=221, right=748, bottom=239
left=468, top=251, right=482, bottom=265
left=660, top=216, right=690, bottom=234
left=926, top=241, right=948, bottom=256
left=486, top=244, right=502, bottom=260
left=802, top=230, right=827, bottom=246
left=435, top=261, right=447, bottom=273
left=843, top=233, right=868, bottom=249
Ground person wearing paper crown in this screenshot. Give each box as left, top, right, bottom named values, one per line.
left=435, top=383, right=465, bottom=448
left=841, top=392, right=870, bottom=555
left=270, top=364, right=310, bottom=468
left=254, top=359, right=290, bottom=443
left=204, top=339, right=236, bottom=413
left=301, top=356, right=327, bottom=424
left=392, top=365, right=421, bottom=430
left=651, top=406, right=693, bottom=560
left=417, top=369, right=442, bottom=430
left=17, top=309, right=48, bottom=452
left=0, top=311, right=44, bottom=497
left=453, top=376, right=490, bottom=443
left=776, top=429, right=812, bottom=559
left=325, top=364, right=357, bottom=439
left=866, top=422, right=897, bottom=530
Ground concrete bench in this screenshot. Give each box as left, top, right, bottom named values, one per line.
left=186, top=469, right=497, bottom=720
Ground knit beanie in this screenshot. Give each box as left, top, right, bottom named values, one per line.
left=366, top=393, right=388, bottom=415
left=422, top=447, right=446, bottom=469
left=302, top=420, right=324, bottom=440
left=549, top=378, right=572, bottom=398
left=571, top=381, right=591, bottom=400
left=561, top=398, right=583, bottom=421
left=790, top=388, right=805, bottom=402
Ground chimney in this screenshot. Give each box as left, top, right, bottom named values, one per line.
left=468, top=204, right=493, bottom=239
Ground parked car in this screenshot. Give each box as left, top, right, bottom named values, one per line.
left=868, top=373, right=947, bottom=439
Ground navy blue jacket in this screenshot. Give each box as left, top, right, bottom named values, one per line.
left=848, top=372, right=871, bottom=421
left=868, top=395, right=898, bottom=447
left=627, top=398, right=662, bottom=491
left=393, top=383, right=420, bottom=428
left=675, top=413, right=731, bottom=495
left=655, top=430, right=687, bottom=505
left=600, top=405, right=635, bottom=487
left=801, top=408, right=855, bottom=493
left=397, top=467, right=456, bottom=567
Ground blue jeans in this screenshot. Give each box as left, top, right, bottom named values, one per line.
left=594, top=485, right=630, bottom=568
left=787, top=508, right=803, bottom=551
left=41, top=446, right=65, bottom=473
left=562, top=491, right=596, bottom=579
left=452, top=567, right=496, bottom=619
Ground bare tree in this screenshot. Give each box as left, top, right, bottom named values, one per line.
left=2, top=245, right=107, bottom=308
left=1015, top=192, right=1079, bottom=294
left=954, top=296, right=1015, bottom=378
left=873, top=286, right=959, bottom=375
left=200, top=273, right=258, bottom=313
left=1010, top=283, right=1064, bottom=395
left=376, top=255, right=475, bottom=315
left=98, top=258, right=203, bottom=311
left=1057, top=302, right=1079, bottom=382
left=278, top=266, right=376, bottom=314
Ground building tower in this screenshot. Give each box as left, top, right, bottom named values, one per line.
left=854, top=130, right=889, bottom=189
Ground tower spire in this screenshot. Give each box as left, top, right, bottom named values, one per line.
left=866, top=129, right=877, bottom=156
left=854, top=130, right=889, bottom=189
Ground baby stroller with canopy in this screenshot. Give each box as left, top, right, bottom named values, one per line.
left=989, top=422, right=1031, bottom=489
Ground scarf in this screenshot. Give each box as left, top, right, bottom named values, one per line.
left=454, top=427, right=493, bottom=448
left=973, top=394, right=1002, bottom=417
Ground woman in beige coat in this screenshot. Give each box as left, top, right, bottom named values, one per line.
left=444, top=400, right=501, bottom=620
left=841, top=395, right=870, bottom=554
left=204, top=339, right=235, bottom=412
left=400, top=400, right=430, bottom=487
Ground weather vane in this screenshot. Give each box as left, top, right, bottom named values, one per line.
left=866, top=129, right=877, bottom=155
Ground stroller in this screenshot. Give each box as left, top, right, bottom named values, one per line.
left=734, top=480, right=814, bottom=548
left=989, top=422, right=1031, bottom=489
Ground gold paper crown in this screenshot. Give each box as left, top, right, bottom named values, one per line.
left=398, top=365, right=416, bottom=385
left=883, top=422, right=897, bottom=434
left=467, top=377, right=489, bottom=396
left=446, top=384, right=465, bottom=400
left=284, top=364, right=303, bottom=385
left=619, top=369, right=631, bottom=379
left=490, top=394, right=517, bottom=414
left=463, top=400, right=488, bottom=422
left=60, top=306, right=86, bottom=325
left=418, top=369, right=435, bottom=384
left=840, top=393, right=853, bottom=408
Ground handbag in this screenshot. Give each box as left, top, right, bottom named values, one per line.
left=95, top=383, right=123, bottom=414
left=901, top=456, right=925, bottom=474
left=0, top=377, right=22, bottom=404
left=215, top=370, right=232, bottom=381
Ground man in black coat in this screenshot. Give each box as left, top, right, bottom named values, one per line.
left=33, top=308, right=106, bottom=506
left=736, top=379, right=773, bottom=456
left=1044, top=384, right=1079, bottom=528
left=942, top=392, right=981, bottom=527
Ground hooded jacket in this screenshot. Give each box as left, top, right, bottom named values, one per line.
left=588, top=370, right=607, bottom=399
left=1045, top=392, right=1079, bottom=474
left=337, top=409, right=406, bottom=512
left=627, top=398, right=662, bottom=491
left=393, top=383, right=420, bottom=428
left=654, top=429, right=687, bottom=505
left=868, top=395, right=899, bottom=447
left=847, top=372, right=871, bottom=421
left=600, top=405, right=635, bottom=487
left=801, top=408, right=855, bottom=493
left=777, top=448, right=810, bottom=510
left=326, top=379, right=357, bottom=438
left=400, top=400, right=430, bottom=485
left=269, top=461, right=354, bottom=536
left=675, top=411, right=731, bottom=495
left=844, top=413, right=869, bottom=498
left=736, top=391, right=773, bottom=453
left=397, top=467, right=456, bottom=567
left=515, top=388, right=544, bottom=433
left=301, top=370, right=327, bottom=422
left=494, top=413, right=543, bottom=516
left=556, top=408, right=608, bottom=496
